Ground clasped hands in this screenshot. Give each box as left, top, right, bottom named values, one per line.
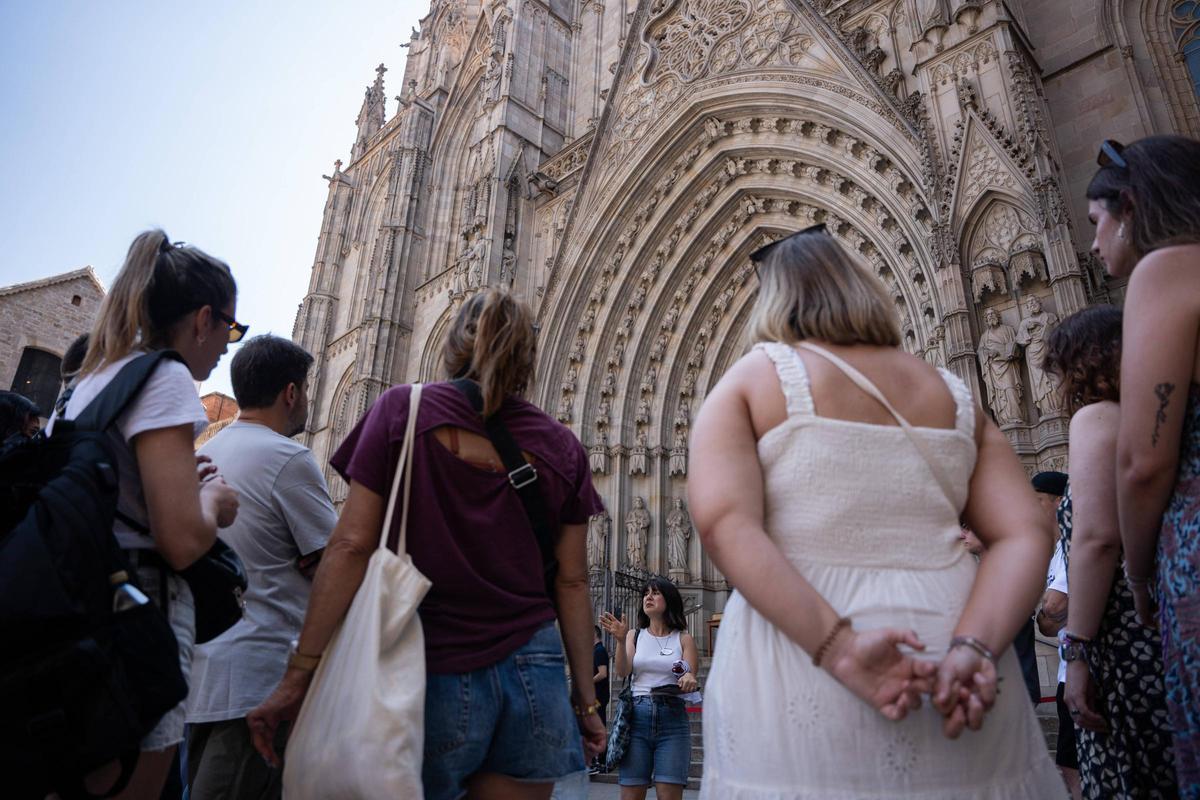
left=824, top=628, right=998, bottom=739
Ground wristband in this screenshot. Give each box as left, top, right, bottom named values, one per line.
left=812, top=617, right=852, bottom=667
left=949, top=635, right=996, bottom=664
left=287, top=639, right=322, bottom=672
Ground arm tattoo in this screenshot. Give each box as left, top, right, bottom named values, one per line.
left=1152, top=382, right=1176, bottom=447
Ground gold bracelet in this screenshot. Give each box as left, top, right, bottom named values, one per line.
left=812, top=617, right=852, bottom=667
left=573, top=699, right=602, bottom=717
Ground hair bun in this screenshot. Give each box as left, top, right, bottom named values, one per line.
left=158, top=234, right=174, bottom=254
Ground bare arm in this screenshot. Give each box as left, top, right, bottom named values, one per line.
left=135, top=424, right=228, bottom=570
left=593, top=663, right=608, bottom=683
left=1036, top=590, right=1068, bottom=637
left=958, top=414, right=1054, bottom=655
left=1064, top=403, right=1122, bottom=640
left=555, top=522, right=597, bottom=707
left=613, top=629, right=636, bottom=679
left=1117, top=249, right=1199, bottom=581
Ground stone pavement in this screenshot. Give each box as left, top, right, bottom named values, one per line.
left=585, top=781, right=699, bottom=799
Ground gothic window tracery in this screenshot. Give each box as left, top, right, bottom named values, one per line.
left=1172, top=1, right=1200, bottom=101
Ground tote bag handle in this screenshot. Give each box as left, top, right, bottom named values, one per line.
left=378, top=383, right=423, bottom=553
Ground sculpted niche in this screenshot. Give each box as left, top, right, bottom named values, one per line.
left=977, top=307, right=1024, bottom=425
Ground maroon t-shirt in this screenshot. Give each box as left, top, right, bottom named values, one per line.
left=330, top=382, right=604, bottom=674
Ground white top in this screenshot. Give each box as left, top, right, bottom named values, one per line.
left=187, top=421, right=336, bottom=722
left=631, top=628, right=683, bottom=697
left=1045, top=540, right=1068, bottom=684
left=700, top=343, right=1063, bottom=800
left=49, top=351, right=208, bottom=550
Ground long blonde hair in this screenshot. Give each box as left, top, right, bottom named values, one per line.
left=748, top=232, right=900, bottom=347
left=81, top=230, right=236, bottom=375
left=443, top=288, right=537, bottom=416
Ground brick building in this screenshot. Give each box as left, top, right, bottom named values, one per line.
left=0, top=267, right=105, bottom=416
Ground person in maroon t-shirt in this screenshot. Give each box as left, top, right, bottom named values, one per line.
left=250, top=288, right=606, bottom=800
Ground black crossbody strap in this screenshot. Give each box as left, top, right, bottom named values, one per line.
left=450, top=380, right=557, bottom=587
left=74, top=350, right=187, bottom=432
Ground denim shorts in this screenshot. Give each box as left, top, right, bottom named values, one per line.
left=618, top=695, right=691, bottom=787
left=423, top=623, right=585, bottom=800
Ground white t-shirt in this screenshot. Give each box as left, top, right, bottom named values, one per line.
left=187, top=421, right=336, bottom=722
left=1045, top=540, right=1068, bottom=684
left=49, top=351, right=208, bottom=550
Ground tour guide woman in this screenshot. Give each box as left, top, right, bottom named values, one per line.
left=249, top=288, right=606, bottom=800
left=599, top=576, right=698, bottom=800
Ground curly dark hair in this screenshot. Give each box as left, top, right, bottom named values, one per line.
left=1042, top=305, right=1122, bottom=415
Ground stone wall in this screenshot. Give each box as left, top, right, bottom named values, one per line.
left=0, top=269, right=104, bottom=397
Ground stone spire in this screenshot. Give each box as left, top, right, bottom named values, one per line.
left=352, top=63, right=387, bottom=161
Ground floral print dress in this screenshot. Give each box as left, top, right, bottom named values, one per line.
left=1157, top=384, right=1200, bottom=800
left=1059, top=484, right=1178, bottom=799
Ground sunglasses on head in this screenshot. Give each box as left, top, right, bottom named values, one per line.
left=213, top=309, right=249, bottom=343
left=750, top=223, right=828, bottom=275
left=1097, top=139, right=1128, bottom=170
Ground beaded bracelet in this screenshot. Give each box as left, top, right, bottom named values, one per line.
left=949, top=635, right=996, bottom=664
left=812, top=617, right=852, bottom=667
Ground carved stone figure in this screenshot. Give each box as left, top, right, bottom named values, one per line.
left=556, top=395, right=572, bottom=423
left=635, top=398, right=651, bottom=426
left=587, top=510, right=609, bottom=571
left=681, top=369, right=697, bottom=397
left=629, top=431, right=649, bottom=475
left=640, top=367, right=657, bottom=395
left=596, top=398, right=612, bottom=429
left=666, top=498, right=691, bottom=578
left=977, top=308, right=1024, bottom=425
left=650, top=333, right=668, bottom=362
left=569, top=336, right=586, bottom=363
left=601, top=371, right=616, bottom=397
left=669, top=430, right=688, bottom=476
left=1016, top=296, right=1064, bottom=416
left=924, top=324, right=946, bottom=368
left=590, top=431, right=609, bottom=474
left=625, top=497, right=651, bottom=568
left=662, top=305, right=680, bottom=331
left=561, top=364, right=578, bottom=394
left=674, top=399, right=690, bottom=429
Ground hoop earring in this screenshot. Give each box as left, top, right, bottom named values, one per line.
left=197, top=335, right=208, bottom=346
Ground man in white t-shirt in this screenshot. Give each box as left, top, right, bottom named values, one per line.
left=186, top=336, right=336, bottom=800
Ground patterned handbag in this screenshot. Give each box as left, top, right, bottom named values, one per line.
left=604, top=675, right=634, bottom=772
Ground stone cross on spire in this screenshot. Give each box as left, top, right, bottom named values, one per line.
left=352, top=64, right=389, bottom=160
left=373, top=63, right=387, bottom=91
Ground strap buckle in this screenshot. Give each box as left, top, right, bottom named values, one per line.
left=508, top=463, right=538, bottom=489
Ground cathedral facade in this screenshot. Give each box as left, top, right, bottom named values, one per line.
left=293, top=0, right=1200, bottom=631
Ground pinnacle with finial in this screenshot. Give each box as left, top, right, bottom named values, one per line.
left=374, top=63, right=387, bottom=86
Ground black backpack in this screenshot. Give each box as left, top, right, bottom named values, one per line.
left=0, top=351, right=189, bottom=799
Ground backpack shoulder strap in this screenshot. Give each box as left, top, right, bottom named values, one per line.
left=74, top=351, right=186, bottom=432
left=450, top=379, right=557, bottom=580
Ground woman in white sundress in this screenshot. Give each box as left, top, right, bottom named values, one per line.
left=688, top=226, right=1065, bottom=799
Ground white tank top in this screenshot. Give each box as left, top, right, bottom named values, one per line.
left=631, top=628, right=683, bottom=697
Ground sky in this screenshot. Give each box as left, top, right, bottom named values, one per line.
left=0, top=1, right=427, bottom=396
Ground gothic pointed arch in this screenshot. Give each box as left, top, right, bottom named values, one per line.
left=1104, top=0, right=1200, bottom=135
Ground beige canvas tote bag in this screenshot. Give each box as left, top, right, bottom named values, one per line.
left=283, top=384, right=431, bottom=799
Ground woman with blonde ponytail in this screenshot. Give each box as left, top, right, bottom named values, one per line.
left=50, top=229, right=243, bottom=797
left=251, top=287, right=607, bottom=799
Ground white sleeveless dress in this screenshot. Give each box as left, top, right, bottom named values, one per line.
left=700, top=343, right=1064, bottom=800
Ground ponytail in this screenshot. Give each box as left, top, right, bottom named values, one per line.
left=81, top=230, right=236, bottom=375
left=443, top=288, right=537, bottom=416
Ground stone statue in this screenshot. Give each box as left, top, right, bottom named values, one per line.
left=465, top=239, right=485, bottom=288
left=556, top=395, right=572, bottom=423
left=625, top=497, right=651, bottom=568
left=650, top=333, right=668, bottom=362
left=681, top=369, right=697, bottom=397
left=666, top=498, right=691, bottom=577
left=629, top=431, right=648, bottom=475
left=635, top=398, right=651, bottom=426
left=977, top=308, right=1024, bottom=425
left=590, top=431, right=609, bottom=474
left=640, top=367, right=656, bottom=395
left=561, top=364, right=577, bottom=395
left=587, top=510, right=609, bottom=571
left=1016, top=296, right=1064, bottom=416
left=600, top=371, right=616, bottom=397
left=924, top=324, right=946, bottom=368
left=596, top=398, right=612, bottom=429
left=674, top=399, right=691, bottom=429
left=669, top=429, right=688, bottom=476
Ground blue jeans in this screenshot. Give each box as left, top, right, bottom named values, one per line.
left=423, top=624, right=585, bottom=800
left=618, top=696, right=691, bottom=787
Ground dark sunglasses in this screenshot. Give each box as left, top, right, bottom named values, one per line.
left=213, top=309, right=249, bottom=343
left=750, top=223, right=828, bottom=276
left=1097, top=139, right=1128, bottom=170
